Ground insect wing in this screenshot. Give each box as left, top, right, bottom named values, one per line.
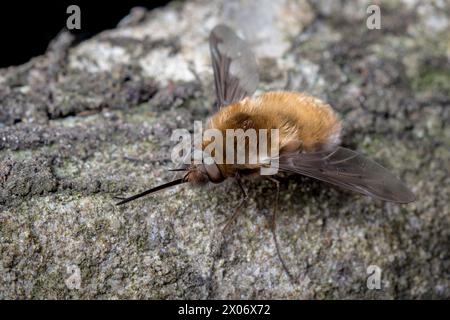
left=278, top=147, right=415, bottom=203
left=209, top=24, right=259, bottom=108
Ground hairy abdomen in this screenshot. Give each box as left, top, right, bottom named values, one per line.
left=209, top=91, right=342, bottom=153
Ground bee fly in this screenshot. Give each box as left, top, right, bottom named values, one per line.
left=116, top=25, right=415, bottom=281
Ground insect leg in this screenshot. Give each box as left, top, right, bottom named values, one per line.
left=222, top=174, right=248, bottom=233
left=267, top=177, right=296, bottom=283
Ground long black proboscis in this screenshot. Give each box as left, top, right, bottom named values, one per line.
left=116, top=178, right=186, bottom=206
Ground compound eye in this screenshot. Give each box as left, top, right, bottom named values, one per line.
left=203, top=162, right=224, bottom=183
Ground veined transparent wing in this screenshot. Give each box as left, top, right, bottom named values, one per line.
left=209, top=24, right=259, bottom=109
left=278, top=147, right=415, bottom=203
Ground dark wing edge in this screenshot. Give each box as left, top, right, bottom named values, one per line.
left=278, top=147, right=415, bottom=203
left=209, top=24, right=259, bottom=109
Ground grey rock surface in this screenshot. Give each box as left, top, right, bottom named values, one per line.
left=0, top=0, right=449, bottom=299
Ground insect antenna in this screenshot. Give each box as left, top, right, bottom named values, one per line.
left=115, top=178, right=186, bottom=206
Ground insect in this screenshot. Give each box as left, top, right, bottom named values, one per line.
left=116, top=25, right=415, bottom=280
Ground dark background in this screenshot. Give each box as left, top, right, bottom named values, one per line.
left=0, top=1, right=171, bottom=68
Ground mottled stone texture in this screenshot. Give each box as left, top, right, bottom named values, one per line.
left=0, top=0, right=449, bottom=299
